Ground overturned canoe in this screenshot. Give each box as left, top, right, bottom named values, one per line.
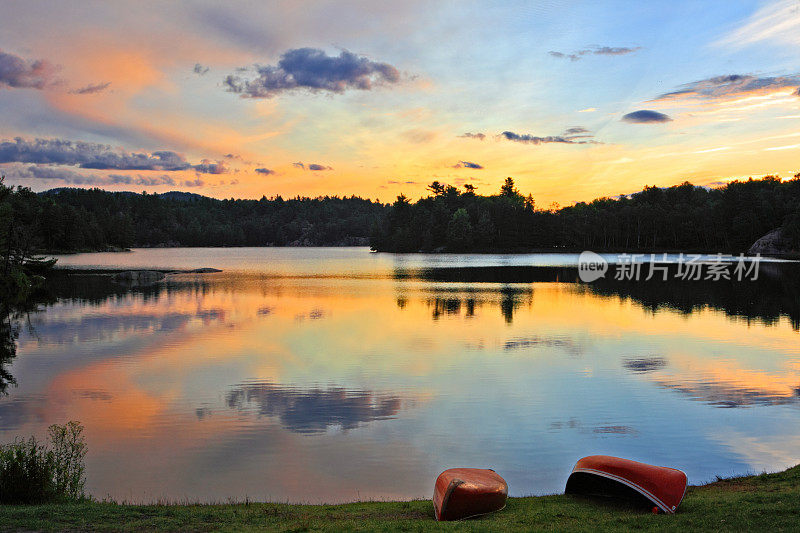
left=565, top=455, right=687, bottom=514
left=433, top=468, right=508, bottom=521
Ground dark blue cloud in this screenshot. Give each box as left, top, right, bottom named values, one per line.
left=182, top=178, right=205, bottom=187
left=621, top=110, right=672, bottom=123
left=308, top=163, right=332, bottom=171
left=0, top=137, right=226, bottom=172
left=654, top=74, right=800, bottom=101
left=453, top=161, right=483, bottom=169
left=7, top=165, right=104, bottom=184
left=292, top=161, right=305, bottom=169
left=549, top=46, right=640, bottom=61
left=224, top=48, right=401, bottom=98
left=70, top=82, right=111, bottom=95
left=192, top=159, right=227, bottom=174
left=255, top=167, right=275, bottom=175
left=6, top=164, right=179, bottom=187
left=0, top=49, right=57, bottom=89
left=193, top=63, right=210, bottom=75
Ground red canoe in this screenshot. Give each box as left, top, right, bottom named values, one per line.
left=565, top=455, right=687, bottom=514
left=433, top=468, right=508, bottom=521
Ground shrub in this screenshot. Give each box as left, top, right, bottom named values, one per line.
left=0, top=421, right=87, bottom=504
left=49, top=421, right=87, bottom=500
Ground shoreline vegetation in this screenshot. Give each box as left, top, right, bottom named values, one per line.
left=0, top=464, right=798, bottom=532
left=1, top=174, right=799, bottom=257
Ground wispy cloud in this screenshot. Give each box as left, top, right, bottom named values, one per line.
left=716, top=0, right=800, bottom=48
left=453, top=161, right=483, bottom=169
left=562, top=126, right=591, bottom=137
left=549, top=46, right=640, bottom=61
left=224, top=48, right=401, bottom=98
left=694, top=146, right=730, bottom=154
left=109, top=173, right=177, bottom=186
left=764, top=144, right=800, bottom=151
left=182, top=178, right=205, bottom=187
left=500, top=126, right=600, bottom=145
left=459, top=132, right=486, bottom=140
left=69, top=82, right=111, bottom=95
left=621, top=110, right=672, bottom=123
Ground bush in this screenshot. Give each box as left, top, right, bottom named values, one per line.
left=0, top=421, right=87, bottom=504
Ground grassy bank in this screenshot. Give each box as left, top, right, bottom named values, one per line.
left=1, top=465, right=799, bottom=532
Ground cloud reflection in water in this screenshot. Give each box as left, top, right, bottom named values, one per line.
left=224, top=382, right=405, bottom=434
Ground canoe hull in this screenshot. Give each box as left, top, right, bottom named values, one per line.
left=565, top=455, right=687, bottom=513
left=433, top=468, right=508, bottom=521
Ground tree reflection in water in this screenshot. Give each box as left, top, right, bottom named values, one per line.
left=0, top=310, right=18, bottom=395
left=396, top=263, right=800, bottom=329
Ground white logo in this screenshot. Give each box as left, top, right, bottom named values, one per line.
left=578, top=251, right=608, bottom=282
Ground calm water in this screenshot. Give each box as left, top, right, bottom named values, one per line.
left=2, top=247, right=800, bottom=503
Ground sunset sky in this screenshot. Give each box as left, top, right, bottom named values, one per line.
left=1, top=0, right=799, bottom=206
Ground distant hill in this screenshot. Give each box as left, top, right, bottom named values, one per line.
left=156, top=191, right=206, bottom=202
left=41, top=188, right=206, bottom=202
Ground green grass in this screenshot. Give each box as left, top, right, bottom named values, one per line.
left=2, top=465, right=799, bottom=532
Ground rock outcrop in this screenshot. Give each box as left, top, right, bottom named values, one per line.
left=747, top=228, right=799, bottom=257
left=112, top=270, right=165, bottom=285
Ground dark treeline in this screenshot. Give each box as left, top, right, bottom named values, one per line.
left=3, top=186, right=386, bottom=252
left=371, top=176, right=800, bottom=253
left=3, top=174, right=800, bottom=254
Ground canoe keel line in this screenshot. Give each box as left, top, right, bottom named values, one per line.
left=565, top=455, right=688, bottom=514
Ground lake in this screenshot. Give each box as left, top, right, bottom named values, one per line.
left=2, top=247, right=800, bottom=503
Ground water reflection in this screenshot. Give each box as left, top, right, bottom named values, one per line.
left=621, top=354, right=800, bottom=408
left=504, top=336, right=583, bottom=356
left=0, top=314, right=17, bottom=395
left=622, top=357, right=668, bottom=373
left=1, top=295, right=53, bottom=395
left=398, top=263, right=800, bottom=329
left=549, top=418, right=638, bottom=437
left=224, top=382, right=406, bottom=434
left=0, top=250, right=799, bottom=502
left=423, top=287, right=530, bottom=323
left=654, top=379, right=800, bottom=408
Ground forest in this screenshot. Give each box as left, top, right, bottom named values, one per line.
left=370, top=175, right=800, bottom=253
left=1, top=174, right=799, bottom=258
left=0, top=184, right=386, bottom=252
